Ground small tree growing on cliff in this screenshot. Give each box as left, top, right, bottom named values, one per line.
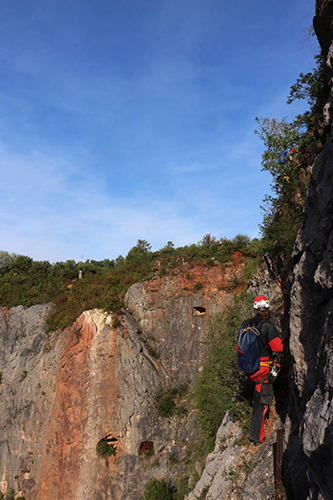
left=255, top=51, right=328, bottom=266
left=255, top=116, right=311, bottom=262
left=96, top=439, right=117, bottom=459
left=0, top=490, right=15, bottom=500
left=140, top=477, right=173, bottom=500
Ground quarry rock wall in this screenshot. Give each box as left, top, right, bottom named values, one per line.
left=0, top=259, right=246, bottom=499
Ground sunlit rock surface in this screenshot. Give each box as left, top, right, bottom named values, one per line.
left=0, top=258, right=246, bottom=499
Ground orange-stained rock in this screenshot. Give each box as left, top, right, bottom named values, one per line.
left=0, top=257, right=250, bottom=499
left=36, top=311, right=118, bottom=499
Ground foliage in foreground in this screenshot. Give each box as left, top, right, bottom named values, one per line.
left=255, top=52, right=328, bottom=270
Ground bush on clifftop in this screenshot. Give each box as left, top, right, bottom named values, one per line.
left=0, top=234, right=260, bottom=331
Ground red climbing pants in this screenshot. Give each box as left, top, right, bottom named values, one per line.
left=249, top=381, right=270, bottom=443
left=249, top=362, right=273, bottom=443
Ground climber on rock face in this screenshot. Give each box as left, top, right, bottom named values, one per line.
left=278, top=147, right=296, bottom=165
left=241, top=296, right=283, bottom=445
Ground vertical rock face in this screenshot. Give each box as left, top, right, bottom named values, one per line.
left=0, top=306, right=121, bottom=499
left=285, top=2, right=333, bottom=498
left=0, top=259, right=245, bottom=499
left=124, top=257, right=244, bottom=384
left=185, top=412, right=278, bottom=500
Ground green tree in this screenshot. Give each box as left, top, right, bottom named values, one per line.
left=7, top=255, right=33, bottom=274
left=192, top=292, right=253, bottom=450
left=0, top=251, right=18, bottom=269
left=255, top=51, right=328, bottom=266
left=165, top=241, right=175, bottom=250
left=254, top=116, right=311, bottom=262
left=199, top=234, right=218, bottom=248
left=287, top=53, right=327, bottom=130
left=232, top=234, right=251, bottom=251
left=126, top=239, right=152, bottom=263
left=254, top=116, right=305, bottom=191
left=136, top=239, right=152, bottom=252
left=115, top=255, right=125, bottom=265
left=141, top=477, right=173, bottom=500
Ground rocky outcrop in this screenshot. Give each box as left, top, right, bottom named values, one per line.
left=0, top=305, right=122, bottom=499
left=283, top=2, right=333, bottom=498
left=125, top=255, right=245, bottom=383
left=185, top=412, right=278, bottom=500
left=0, top=258, right=246, bottom=499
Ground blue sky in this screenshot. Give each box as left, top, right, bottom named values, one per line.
left=0, top=0, right=318, bottom=262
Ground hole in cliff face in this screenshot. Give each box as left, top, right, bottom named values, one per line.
left=104, top=432, right=119, bottom=446
left=139, top=441, right=154, bottom=454
left=193, top=306, right=206, bottom=316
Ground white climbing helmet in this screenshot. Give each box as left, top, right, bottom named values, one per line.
left=253, top=295, right=269, bottom=309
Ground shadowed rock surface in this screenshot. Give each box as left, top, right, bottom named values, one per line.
left=283, top=2, right=333, bottom=498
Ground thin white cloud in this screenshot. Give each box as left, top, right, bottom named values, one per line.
left=0, top=144, right=210, bottom=261
left=0, top=0, right=317, bottom=263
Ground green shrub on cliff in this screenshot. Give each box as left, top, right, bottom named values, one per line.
left=155, top=386, right=188, bottom=418
left=0, top=233, right=260, bottom=331
left=140, top=477, right=173, bottom=500
left=255, top=52, right=328, bottom=270
left=0, top=490, right=15, bottom=500
left=191, top=291, right=253, bottom=450
left=96, top=439, right=117, bottom=459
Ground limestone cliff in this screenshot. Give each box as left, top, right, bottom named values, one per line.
left=185, top=3, right=333, bottom=499
left=2, top=4, right=333, bottom=500
left=0, top=258, right=245, bottom=499
left=283, top=1, right=333, bottom=498
left=183, top=261, right=285, bottom=500
left=185, top=411, right=280, bottom=500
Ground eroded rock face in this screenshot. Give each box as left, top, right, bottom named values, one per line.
left=124, top=257, right=245, bottom=384
left=0, top=257, right=247, bottom=499
left=284, top=2, right=333, bottom=497
left=0, top=306, right=121, bottom=499
left=185, top=412, right=277, bottom=500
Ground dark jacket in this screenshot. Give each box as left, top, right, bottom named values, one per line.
left=242, top=314, right=283, bottom=383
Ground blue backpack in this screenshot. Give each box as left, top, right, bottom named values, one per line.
left=236, top=321, right=263, bottom=373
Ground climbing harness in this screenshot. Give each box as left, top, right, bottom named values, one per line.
left=259, top=359, right=281, bottom=379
